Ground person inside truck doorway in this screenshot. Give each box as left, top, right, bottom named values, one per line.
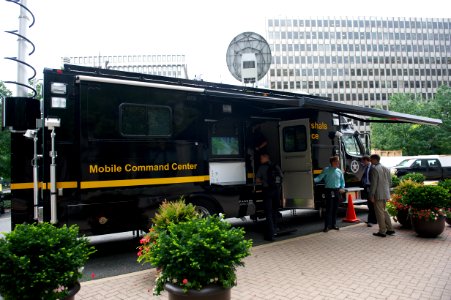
left=256, top=153, right=283, bottom=241
left=361, top=155, right=377, bottom=227
left=314, top=156, right=345, bottom=232
left=252, top=125, right=268, bottom=170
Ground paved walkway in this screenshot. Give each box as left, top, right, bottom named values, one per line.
left=78, top=222, right=451, bottom=300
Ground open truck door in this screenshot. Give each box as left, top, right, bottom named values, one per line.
left=279, top=119, right=314, bottom=208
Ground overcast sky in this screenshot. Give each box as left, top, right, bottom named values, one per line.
left=1, top=0, right=450, bottom=94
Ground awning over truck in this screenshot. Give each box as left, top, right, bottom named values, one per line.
left=71, top=65, right=442, bottom=126
left=205, top=90, right=442, bottom=126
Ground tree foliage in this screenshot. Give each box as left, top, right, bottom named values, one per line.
left=371, top=85, right=451, bottom=155
left=0, top=81, right=12, bottom=180
left=0, top=81, right=42, bottom=180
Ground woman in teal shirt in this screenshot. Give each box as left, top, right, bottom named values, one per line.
left=314, top=156, right=345, bottom=232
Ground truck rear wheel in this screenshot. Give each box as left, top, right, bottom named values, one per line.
left=189, top=198, right=219, bottom=217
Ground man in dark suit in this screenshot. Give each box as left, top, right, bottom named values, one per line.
left=361, top=155, right=377, bottom=227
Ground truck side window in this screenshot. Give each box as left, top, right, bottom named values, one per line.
left=428, top=159, right=439, bottom=168
left=120, top=104, right=172, bottom=137
left=283, top=125, right=307, bottom=152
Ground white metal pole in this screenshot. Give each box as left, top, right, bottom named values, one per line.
left=50, top=128, right=58, bottom=224
left=17, top=0, right=29, bottom=97
left=32, top=133, right=39, bottom=221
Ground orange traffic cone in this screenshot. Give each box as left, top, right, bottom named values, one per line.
left=342, top=194, right=360, bottom=223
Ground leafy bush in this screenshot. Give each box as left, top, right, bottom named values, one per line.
left=388, top=180, right=422, bottom=217
left=405, top=185, right=451, bottom=221
left=386, top=201, right=398, bottom=217
left=138, top=199, right=200, bottom=265
left=400, top=172, right=425, bottom=183
left=151, top=198, right=200, bottom=231
left=150, top=215, right=252, bottom=295
left=137, top=199, right=252, bottom=295
left=438, top=179, right=451, bottom=193
left=391, top=175, right=401, bottom=188
left=438, top=179, right=451, bottom=218
left=0, top=223, right=95, bottom=300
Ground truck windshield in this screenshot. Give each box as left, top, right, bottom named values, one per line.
left=342, top=134, right=362, bottom=156
left=396, top=159, right=416, bottom=167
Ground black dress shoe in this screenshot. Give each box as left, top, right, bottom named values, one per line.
left=386, top=230, right=395, bottom=236
left=373, top=232, right=386, bottom=237
left=323, top=228, right=329, bottom=232
left=330, top=226, right=339, bottom=230
left=366, top=222, right=373, bottom=227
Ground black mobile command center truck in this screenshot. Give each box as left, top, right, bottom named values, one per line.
left=2, top=65, right=442, bottom=235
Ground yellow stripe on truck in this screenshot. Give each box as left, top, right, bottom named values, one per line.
left=11, top=182, right=79, bottom=190
left=80, top=175, right=210, bottom=189
left=11, top=176, right=210, bottom=190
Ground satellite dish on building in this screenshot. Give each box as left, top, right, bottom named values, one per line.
left=226, top=32, right=271, bottom=85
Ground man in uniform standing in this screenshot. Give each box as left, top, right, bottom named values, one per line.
left=256, top=153, right=283, bottom=241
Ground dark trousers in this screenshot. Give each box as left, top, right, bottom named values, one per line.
left=263, top=186, right=280, bottom=239
left=324, top=188, right=339, bottom=229
left=362, top=186, right=377, bottom=224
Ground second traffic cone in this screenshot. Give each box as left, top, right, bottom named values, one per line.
left=342, top=193, right=360, bottom=223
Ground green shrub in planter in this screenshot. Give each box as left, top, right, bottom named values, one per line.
left=400, top=172, right=425, bottom=183
left=438, top=179, right=451, bottom=193
left=151, top=199, right=200, bottom=231
left=138, top=199, right=200, bottom=264
left=404, top=185, right=451, bottom=221
left=0, top=223, right=95, bottom=300
left=391, top=175, right=400, bottom=188
left=388, top=180, right=421, bottom=217
left=438, top=179, right=451, bottom=220
left=148, top=214, right=252, bottom=295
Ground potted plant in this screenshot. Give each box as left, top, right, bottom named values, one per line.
left=388, top=179, right=421, bottom=228
left=438, top=179, right=451, bottom=225
left=138, top=199, right=252, bottom=299
left=404, top=184, right=451, bottom=237
left=0, top=222, right=95, bottom=300
left=138, top=199, right=200, bottom=275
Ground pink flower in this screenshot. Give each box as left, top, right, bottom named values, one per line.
left=140, top=236, right=150, bottom=244
left=91, top=272, right=96, bottom=279
left=182, top=278, right=188, bottom=285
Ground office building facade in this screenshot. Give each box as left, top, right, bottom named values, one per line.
left=266, top=17, right=451, bottom=111
left=63, top=54, right=189, bottom=79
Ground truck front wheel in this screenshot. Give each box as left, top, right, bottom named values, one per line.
left=189, top=198, right=219, bottom=217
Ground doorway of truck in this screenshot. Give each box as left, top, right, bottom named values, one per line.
left=279, top=119, right=314, bottom=208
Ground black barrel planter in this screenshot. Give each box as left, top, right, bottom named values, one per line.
left=411, top=216, right=446, bottom=238
left=64, top=282, right=81, bottom=300
left=396, top=209, right=412, bottom=228
left=164, top=283, right=231, bottom=300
